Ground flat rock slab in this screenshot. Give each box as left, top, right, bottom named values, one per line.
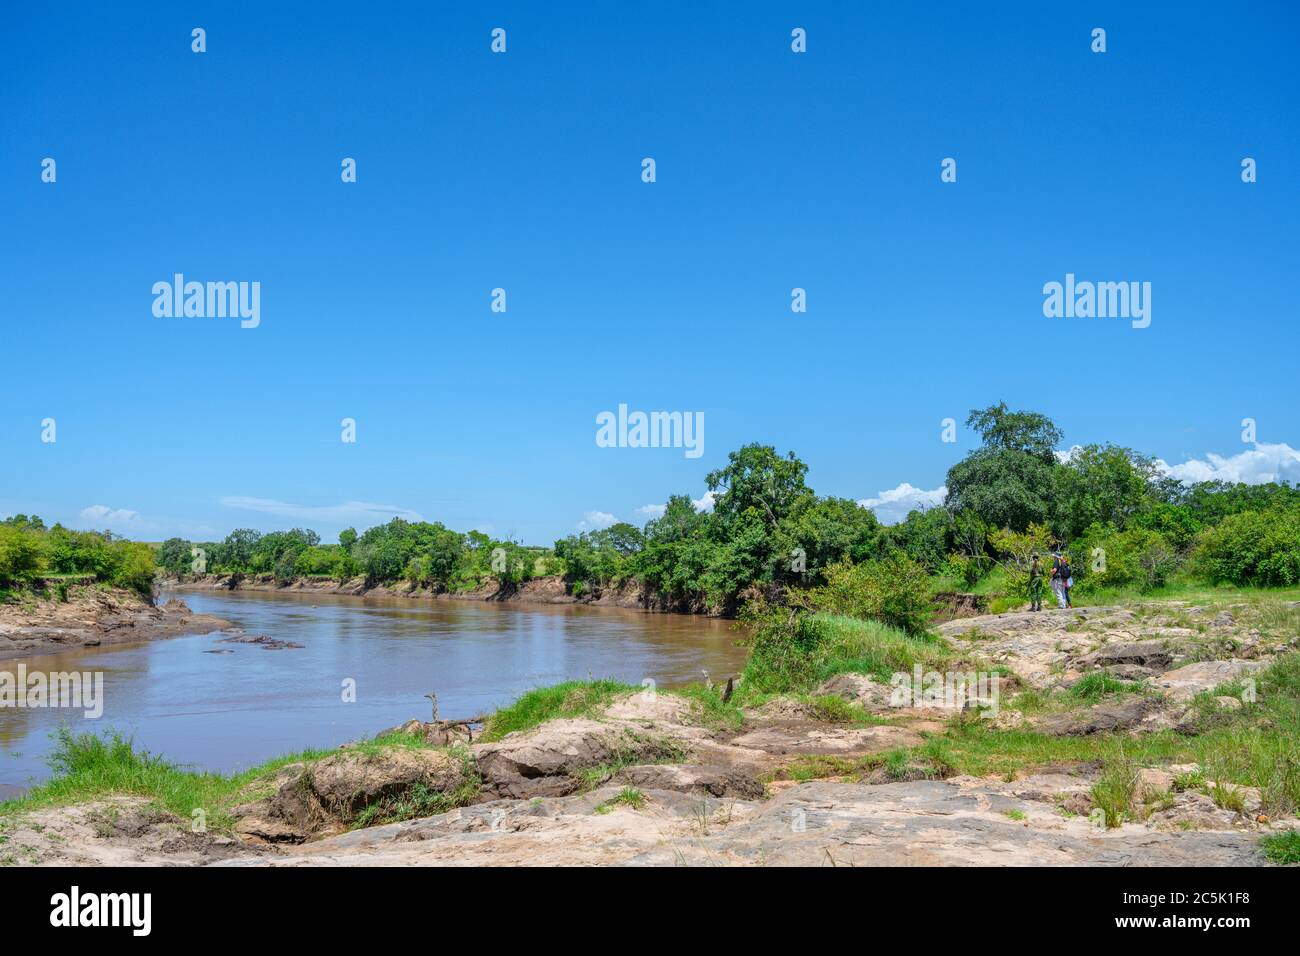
left=636, top=781, right=1267, bottom=867
left=237, top=777, right=1269, bottom=868
left=614, top=763, right=765, bottom=799
left=1154, top=660, right=1266, bottom=701
left=728, top=722, right=922, bottom=757
left=1076, top=641, right=1173, bottom=671
left=1034, top=696, right=1163, bottom=737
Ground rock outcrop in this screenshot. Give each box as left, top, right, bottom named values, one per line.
left=0, top=588, right=231, bottom=660
left=233, top=748, right=474, bottom=843
left=236, top=775, right=1271, bottom=868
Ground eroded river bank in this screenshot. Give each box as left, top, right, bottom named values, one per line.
left=0, top=588, right=746, bottom=789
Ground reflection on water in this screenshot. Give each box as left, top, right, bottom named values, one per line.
left=0, top=589, right=747, bottom=787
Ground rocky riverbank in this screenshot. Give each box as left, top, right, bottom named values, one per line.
left=161, top=572, right=707, bottom=613
left=161, top=573, right=985, bottom=622
left=0, top=585, right=231, bottom=661
left=4, top=597, right=1298, bottom=867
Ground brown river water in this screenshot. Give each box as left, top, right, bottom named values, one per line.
left=0, top=588, right=747, bottom=790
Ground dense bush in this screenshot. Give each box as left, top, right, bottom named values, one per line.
left=806, top=554, right=933, bottom=634
left=1193, top=507, right=1300, bottom=587
left=737, top=602, right=829, bottom=693
left=986, top=523, right=1054, bottom=602
left=1071, top=525, right=1178, bottom=594
left=0, top=524, right=43, bottom=584
left=294, top=545, right=356, bottom=579
left=0, top=519, right=155, bottom=597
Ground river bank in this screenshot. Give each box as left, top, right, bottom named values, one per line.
left=4, top=594, right=1298, bottom=866
left=0, top=587, right=746, bottom=789
left=162, top=572, right=712, bottom=614
left=0, top=585, right=230, bottom=661
left=161, top=574, right=990, bottom=624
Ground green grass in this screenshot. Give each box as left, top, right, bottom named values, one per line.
left=770, top=742, right=954, bottom=785
left=1091, top=751, right=1139, bottom=828
left=1210, top=779, right=1246, bottom=814
left=1071, top=578, right=1300, bottom=609
left=775, top=649, right=1300, bottom=817
left=594, top=787, right=646, bottom=814
left=572, top=742, right=687, bottom=791
left=478, top=679, right=637, bottom=742
left=1260, top=831, right=1300, bottom=864
left=1003, top=808, right=1027, bottom=821
left=933, top=566, right=1300, bottom=615
left=671, top=684, right=746, bottom=730
left=0, top=725, right=468, bottom=832
left=736, top=607, right=957, bottom=699
left=1068, top=672, right=1144, bottom=701
left=806, top=613, right=951, bottom=685
left=803, top=694, right=891, bottom=725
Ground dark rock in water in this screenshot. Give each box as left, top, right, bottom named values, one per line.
left=218, top=633, right=304, bottom=650
left=204, top=648, right=235, bottom=654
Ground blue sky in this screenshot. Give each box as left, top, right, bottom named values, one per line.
left=2, top=1, right=1298, bottom=544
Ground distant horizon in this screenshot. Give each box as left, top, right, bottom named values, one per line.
left=7, top=431, right=1299, bottom=547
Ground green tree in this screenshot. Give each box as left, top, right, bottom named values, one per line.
left=0, top=525, right=43, bottom=584
left=590, top=522, right=644, bottom=557
left=221, top=529, right=262, bottom=570
left=156, top=537, right=193, bottom=575
left=1053, top=444, right=1160, bottom=540
left=776, top=496, right=884, bottom=583
left=706, top=444, right=812, bottom=530
left=338, top=527, right=358, bottom=552
left=1193, top=506, right=1300, bottom=586
left=965, top=402, right=1063, bottom=458
left=946, top=402, right=1064, bottom=532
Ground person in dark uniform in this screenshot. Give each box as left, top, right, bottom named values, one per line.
left=1028, top=554, right=1044, bottom=611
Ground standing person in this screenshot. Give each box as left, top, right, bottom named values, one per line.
left=1051, top=552, right=1073, bottom=609
left=1028, top=554, right=1044, bottom=612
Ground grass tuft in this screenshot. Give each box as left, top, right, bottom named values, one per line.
left=1260, top=830, right=1300, bottom=865
left=594, top=787, right=646, bottom=814
left=479, top=679, right=637, bottom=742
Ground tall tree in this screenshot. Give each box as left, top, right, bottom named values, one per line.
left=945, top=403, right=1063, bottom=532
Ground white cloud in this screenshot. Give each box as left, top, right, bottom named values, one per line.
left=1156, top=442, right=1300, bottom=485
left=218, top=497, right=422, bottom=525
left=1055, top=445, right=1083, bottom=463
left=578, top=510, right=617, bottom=531
left=79, top=505, right=143, bottom=529
left=634, top=492, right=715, bottom=522
left=857, top=483, right=947, bottom=526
